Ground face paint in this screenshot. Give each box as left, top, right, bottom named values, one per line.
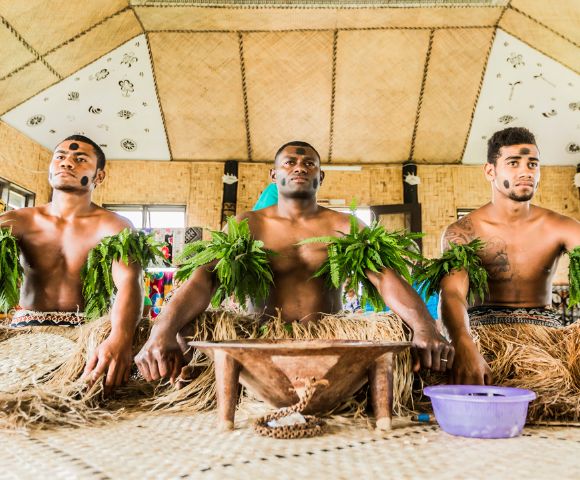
left=295, top=147, right=306, bottom=155
left=280, top=178, right=286, bottom=186
left=503, top=180, right=510, bottom=189
left=81, top=176, right=89, bottom=186
left=69, top=142, right=79, bottom=150
left=313, top=178, right=319, bottom=189
left=519, top=147, right=530, bottom=155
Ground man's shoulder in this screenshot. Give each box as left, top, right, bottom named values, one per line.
left=442, top=210, right=483, bottom=247
left=0, top=206, right=45, bottom=233
left=94, top=206, right=134, bottom=236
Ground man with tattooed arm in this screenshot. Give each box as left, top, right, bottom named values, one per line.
left=439, top=127, right=580, bottom=385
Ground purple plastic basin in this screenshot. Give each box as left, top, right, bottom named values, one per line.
left=424, top=385, right=536, bottom=439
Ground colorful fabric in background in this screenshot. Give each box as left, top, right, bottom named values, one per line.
left=145, top=270, right=175, bottom=318
left=253, top=183, right=278, bottom=210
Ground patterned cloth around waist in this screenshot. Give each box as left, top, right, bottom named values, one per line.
left=10, top=310, right=85, bottom=328
left=468, top=306, right=563, bottom=328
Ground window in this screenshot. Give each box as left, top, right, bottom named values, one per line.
left=105, top=205, right=186, bottom=228
left=457, top=208, right=475, bottom=220
left=0, top=178, right=35, bottom=212
left=334, top=207, right=373, bottom=225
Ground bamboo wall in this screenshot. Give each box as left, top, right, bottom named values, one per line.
left=0, top=121, right=51, bottom=204
left=92, top=161, right=224, bottom=230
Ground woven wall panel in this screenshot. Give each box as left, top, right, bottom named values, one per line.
left=333, top=30, right=429, bottom=163
left=417, top=165, right=458, bottom=257
left=93, top=160, right=224, bottom=230
left=0, top=0, right=129, bottom=55
left=236, top=163, right=272, bottom=213
left=0, top=61, right=59, bottom=115
left=413, top=28, right=494, bottom=163
left=44, top=10, right=143, bottom=78
left=0, top=25, right=35, bottom=79
left=149, top=32, right=247, bottom=160
left=243, top=31, right=334, bottom=161
left=499, top=9, right=580, bottom=74
left=511, top=0, right=580, bottom=46
left=134, top=6, right=502, bottom=31
left=0, top=120, right=51, bottom=203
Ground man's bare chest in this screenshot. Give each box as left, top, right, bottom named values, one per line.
left=476, top=227, right=560, bottom=282
left=20, top=226, right=99, bottom=271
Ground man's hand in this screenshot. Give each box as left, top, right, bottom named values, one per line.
left=411, top=323, right=455, bottom=373
left=82, top=333, right=133, bottom=392
left=451, top=335, right=493, bottom=385
left=134, top=327, right=184, bottom=383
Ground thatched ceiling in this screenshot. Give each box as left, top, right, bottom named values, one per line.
left=0, top=1, right=578, bottom=165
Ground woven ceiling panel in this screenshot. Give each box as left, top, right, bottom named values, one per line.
left=243, top=31, right=334, bottom=161
left=511, top=0, right=580, bottom=46
left=499, top=8, right=580, bottom=74
left=0, top=61, right=59, bottom=114
left=45, top=10, right=143, bottom=78
left=134, top=5, right=502, bottom=31
left=413, top=28, right=494, bottom=163
left=0, top=0, right=129, bottom=55
left=0, top=24, right=35, bottom=79
left=149, top=32, right=247, bottom=160
left=332, top=30, right=429, bottom=163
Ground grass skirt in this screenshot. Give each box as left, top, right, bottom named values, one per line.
left=0, top=311, right=413, bottom=430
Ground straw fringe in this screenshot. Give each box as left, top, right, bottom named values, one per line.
left=475, top=322, right=580, bottom=422
left=0, top=311, right=413, bottom=430
left=148, top=310, right=414, bottom=419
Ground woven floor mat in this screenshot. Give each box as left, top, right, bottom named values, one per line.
left=0, top=403, right=579, bottom=480
left=0, top=333, right=76, bottom=394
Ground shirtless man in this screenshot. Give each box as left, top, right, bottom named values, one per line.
left=440, top=127, right=580, bottom=385
left=136, top=141, right=452, bottom=382
left=0, top=135, right=144, bottom=390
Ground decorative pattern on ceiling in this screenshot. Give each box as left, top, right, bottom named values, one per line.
left=1, top=34, right=170, bottom=161
left=463, top=29, right=579, bottom=166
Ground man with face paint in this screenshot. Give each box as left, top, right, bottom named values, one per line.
left=439, top=127, right=580, bottom=385
left=0, top=135, right=143, bottom=391
left=136, top=140, right=452, bottom=383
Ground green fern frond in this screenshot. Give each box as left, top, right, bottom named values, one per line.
left=568, top=246, right=580, bottom=309
left=0, top=227, right=23, bottom=312
left=413, top=238, right=488, bottom=304
left=174, top=217, right=275, bottom=308
left=299, top=217, right=424, bottom=312
left=81, top=228, right=167, bottom=320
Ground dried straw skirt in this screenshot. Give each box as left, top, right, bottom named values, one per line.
left=0, top=311, right=413, bottom=430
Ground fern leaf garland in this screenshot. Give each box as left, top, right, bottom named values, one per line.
left=413, top=238, right=488, bottom=305
left=568, top=246, right=580, bottom=309
left=174, top=217, right=274, bottom=308
left=0, top=227, right=23, bottom=313
left=81, top=228, right=167, bottom=320
left=299, top=218, right=423, bottom=311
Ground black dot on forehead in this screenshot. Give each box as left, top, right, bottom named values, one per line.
left=519, top=147, right=530, bottom=155
left=69, top=142, right=79, bottom=150
left=295, top=147, right=306, bottom=155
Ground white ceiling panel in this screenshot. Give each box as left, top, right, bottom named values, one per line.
left=463, top=29, right=579, bottom=166
left=1, top=34, right=170, bottom=161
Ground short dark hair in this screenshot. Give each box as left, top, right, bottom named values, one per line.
left=59, top=135, right=106, bottom=170
left=487, top=127, right=536, bottom=165
left=274, top=141, right=321, bottom=164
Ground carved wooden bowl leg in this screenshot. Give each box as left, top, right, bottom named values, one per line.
left=214, top=350, right=241, bottom=430
left=368, top=352, right=394, bottom=431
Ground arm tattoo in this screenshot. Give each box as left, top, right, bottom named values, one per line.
left=443, top=216, right=475, bottom=249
